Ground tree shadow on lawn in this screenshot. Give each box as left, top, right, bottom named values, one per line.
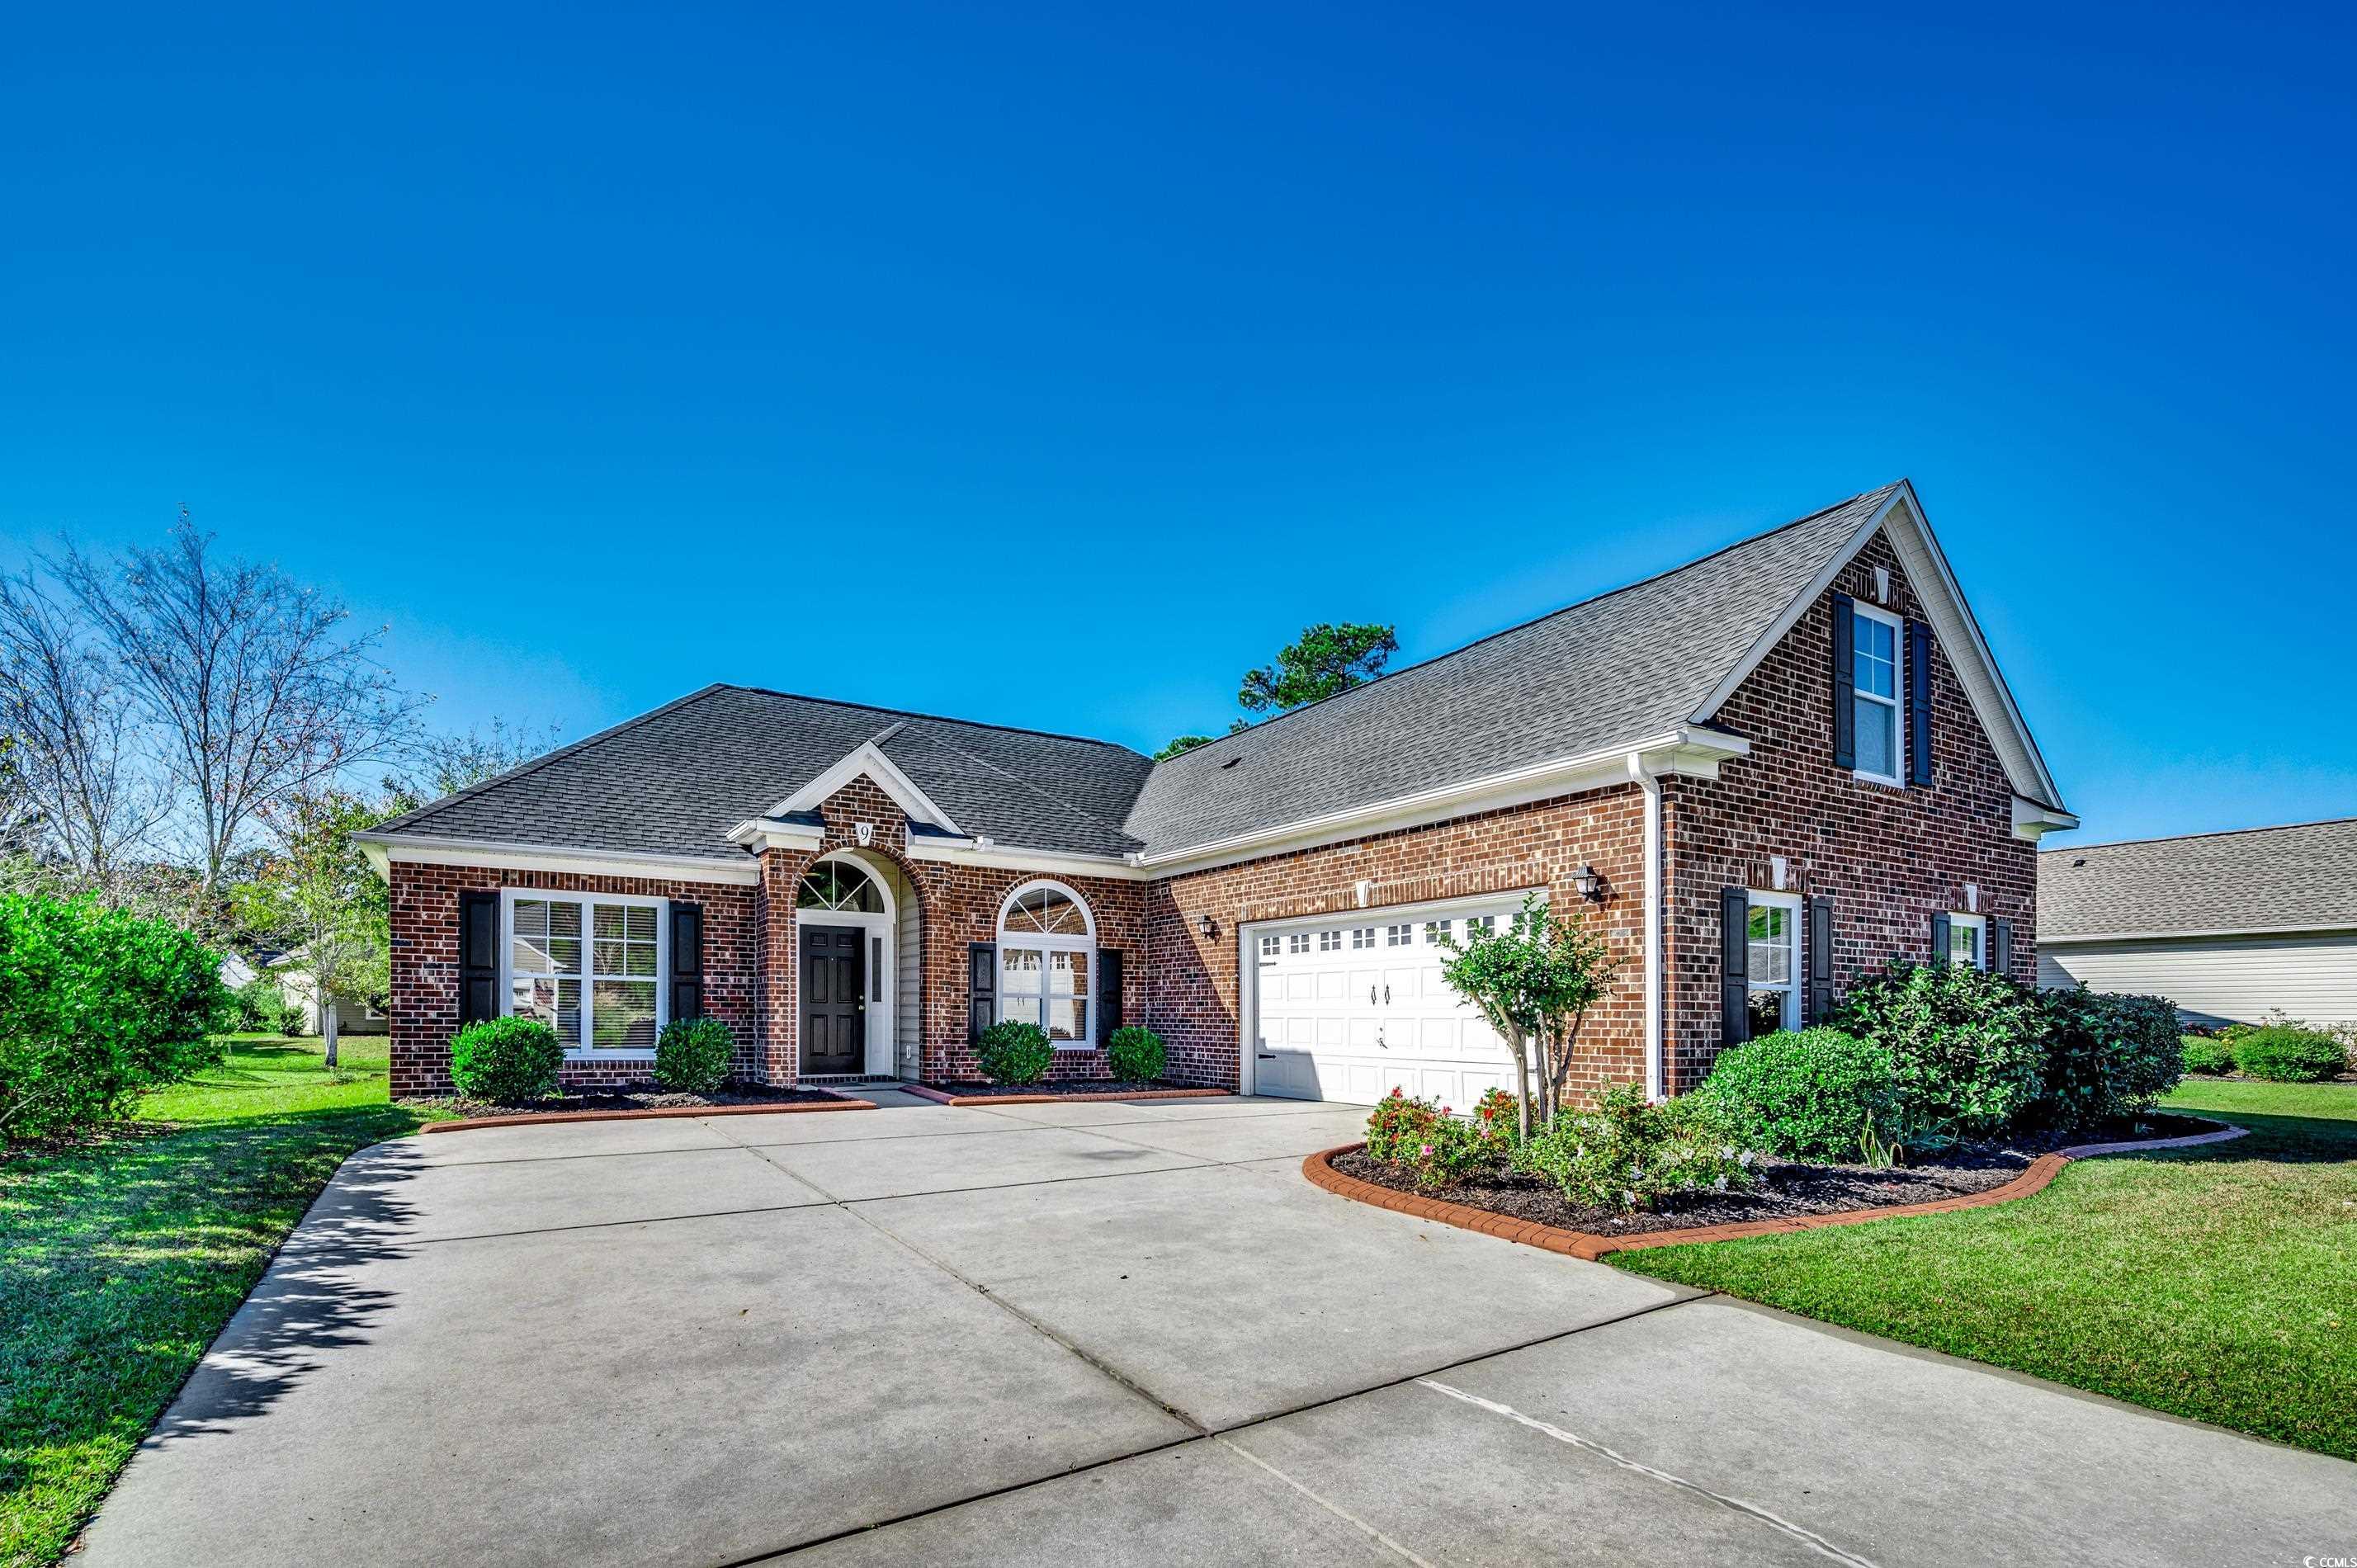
left=2139, top=1106, right=2357, bottom=1165
left=2, top=1103, right=427, bottom=1523
left=142, top=1131, right=423, bottom=1445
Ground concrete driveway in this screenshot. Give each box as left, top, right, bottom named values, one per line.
left=78, top=1091, right=2353, bottom=1567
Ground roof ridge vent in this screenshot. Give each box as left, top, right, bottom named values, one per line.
left=870, top=720, right=909, bottom=746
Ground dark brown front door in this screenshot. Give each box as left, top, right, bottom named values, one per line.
left=801, top=925, right=865, bottom=1074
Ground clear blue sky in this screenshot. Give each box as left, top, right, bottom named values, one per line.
left=3, top=2, right=2350, bottom=845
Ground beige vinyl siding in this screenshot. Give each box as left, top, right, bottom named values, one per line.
left=873, top=857, right=923, bottom=1079
left=2039, top=929, right=2357, bottom=1027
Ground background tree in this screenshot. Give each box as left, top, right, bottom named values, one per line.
left=0, top=569, right=165, bottom=896
left=1238, top=621, right=1397, bottom=714
left=1156, top=620, right=1398, bottom=758
left=53, top=510, right=423, bottom=903
left=1438, top=895, right=1620, bottom=1133
left=383, top=717, right=561, bottom=810
left=232, top=787, right=391, bottom=1067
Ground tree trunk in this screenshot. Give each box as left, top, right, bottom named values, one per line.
left=323, top=995, right=340, bottom=1068
left=1503, top=1023, right=1533, bottom=1140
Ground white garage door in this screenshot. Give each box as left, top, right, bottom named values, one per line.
left=1245, top=898, right=1525, bottom=1106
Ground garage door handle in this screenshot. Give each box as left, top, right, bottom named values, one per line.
left=1368, top=986, right=1377, bottom=1005
left=1383, top=985, right=1391, bottom=1004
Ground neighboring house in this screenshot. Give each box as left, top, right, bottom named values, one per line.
left=218, top=951, right=258, bottom=990
left=359, top=480, right=2075, bottom=1103
left=2038, top=819, right=2357, bottom=1028
left=269, top=947, right=390, bottom=1037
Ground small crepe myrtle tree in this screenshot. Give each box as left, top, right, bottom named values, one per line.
left=1435, top=894, right=1618, bottom=1137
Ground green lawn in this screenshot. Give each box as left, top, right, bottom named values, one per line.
left=1615, top=1078, right=2357, bottom=1459
left=1, top=1036, right=445, bottom=1568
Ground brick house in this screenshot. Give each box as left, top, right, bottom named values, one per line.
left=361, top=481, right=2076, bottom=1102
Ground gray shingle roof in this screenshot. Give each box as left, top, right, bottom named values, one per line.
left=1119, top=485, right=1895, bottom=856
left=2039, top=819, right=2357, bottom=939
left=373, top=685, right=1152, bottom=863
left=376, top=484, right=1911, bottom=867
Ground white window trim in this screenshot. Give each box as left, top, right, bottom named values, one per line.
left=1747, top=889, right=1802, bottom=1035
left=498, top=887, right=669, bottom=1060
left=1851, top=600, right=1906, bottom=788
left=995, top=879, right=1098, bottom=1046
left=1948, top=911, right=1987, bottom=971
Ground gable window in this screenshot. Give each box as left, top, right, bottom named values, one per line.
left=996, top=881, right=1095, bottom=1043
left=1851, top=602, right=1904, bottom=785
left=507, top=893, right=664, bottom=1053
left=1947, top=913, right=1986, bottom=971
left=1745, top=891, right=1801, bottom=1038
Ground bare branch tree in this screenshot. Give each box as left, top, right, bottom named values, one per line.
left=0, top=569, right=166, bottom=893
left=53, top=509, right=425, bottom=899
left=382, top=716, right=562, bottom=811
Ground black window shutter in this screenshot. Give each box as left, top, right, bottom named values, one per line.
left=1906, top=620, right=1934, bottom=786
left=967, top=942, right=996, bottom=1043
left=458, top=890, right=498, bottom=1024
left=1720, top=886, right=1750, bottom=1046
left=1930, top=911, right=1952, bottom=967
left=668, top=900, right=704, bottom=1022
left=1807, top=895, right=1835, bottom=1024
left=1992, top=917, right=2013, bottom=979
left=1097, top=948, right=1123, bottom=1045
left=1831, top=593, right=1857, bottom=770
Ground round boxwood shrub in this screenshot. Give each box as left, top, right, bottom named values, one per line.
left=1698, top=1027, right=1896, bottom=1162
left=1107, top=1025, right=1165, bottom=1083
left=654, top=1017, right=734, bottom=1093
left=2231, top=1024, right=2344, bottom=1083
left=2180, top=1035, right=2235, bottom=1076
left=449, top=1016, right=565, bottom=1103
left=977, top=1019, right=1052, bottom=1084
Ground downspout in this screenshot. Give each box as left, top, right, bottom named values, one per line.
left=1627, top=755, right=1664, bottom=1101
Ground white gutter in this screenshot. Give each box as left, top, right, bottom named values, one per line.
left=1627, top=754, right=1665, bottom=1101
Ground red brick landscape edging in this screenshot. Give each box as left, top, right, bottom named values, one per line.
left=417, top=1091, right=877, bottom=1134
left=901, top=1084, right=1236, bottom=1107
left=1300, top=1118, right=2248, bottom=1260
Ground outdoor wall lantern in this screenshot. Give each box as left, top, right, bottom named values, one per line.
left=1197, top=914, right=1219, bottom=938
left=1571, top=864, right=1608, bottom=903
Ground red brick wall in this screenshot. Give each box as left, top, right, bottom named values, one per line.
left=1142, top=788, right=1650, bottom=1096
left=385, top=861, right=758, bottom=1098
left=1658, top=528, right=2036, bottom=1091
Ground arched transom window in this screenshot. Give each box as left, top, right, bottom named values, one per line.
left=997, top=881, right=1094, bottom=1041
left=797, top=861, right=885, bottom=913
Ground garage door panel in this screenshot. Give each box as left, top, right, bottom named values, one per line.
left=1247, top=897, right=1530, bottom=1103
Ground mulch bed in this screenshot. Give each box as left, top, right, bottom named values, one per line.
left=914, top=1079, right=1191, bottom=1099
left=1330, top=1111, right=2218, bottom=1240
left=408, top=1085, right=848, bottom=1121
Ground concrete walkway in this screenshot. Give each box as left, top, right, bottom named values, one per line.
left=77, top=1095, right=2354, bottom=1567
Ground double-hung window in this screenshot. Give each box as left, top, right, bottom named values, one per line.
left=1851, top=603, right=1904, bottom=785
left=507, top=893, right=664, bottom=1053
left=1946, top=913, right=1986, bottom=971
left=1745, top=892, right=1801, bottom=1037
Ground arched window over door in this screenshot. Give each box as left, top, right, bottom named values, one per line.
left=996, top=881, right=1095, bottom=1042
left=797, top=861, right=885, bottom=913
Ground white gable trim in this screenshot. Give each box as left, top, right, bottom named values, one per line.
left=1686, top=481, right=2067, bottom=812
left=354, top=831, right=762, bottom=886
left=773, top=741, right=964, bottom=834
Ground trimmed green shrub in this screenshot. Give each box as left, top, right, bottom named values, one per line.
left=1833, top=960, right=2047, bottom=1143
left=0, top=893, right=234, bottom=1142
left=654, top=1017, right=734, bottom=1093
left=1514, top=1083, right=1752, bottom=1211
left=1107, top=1025, right=1166, bottom=1083
left=276, top=1001, right=310, bottom=1037
left=2180, top=1035, right=2235, bottom=1075
left=1698, top=1027, right=1897, bottom=1162
left=449, top=1016, right=565, bottom=1103
left=2033, top=987, right=2185, bottom=1126
left=2232, top=1024, right=2345, bottom=1083
left=977, top=1019, right=1052, bottom=1084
